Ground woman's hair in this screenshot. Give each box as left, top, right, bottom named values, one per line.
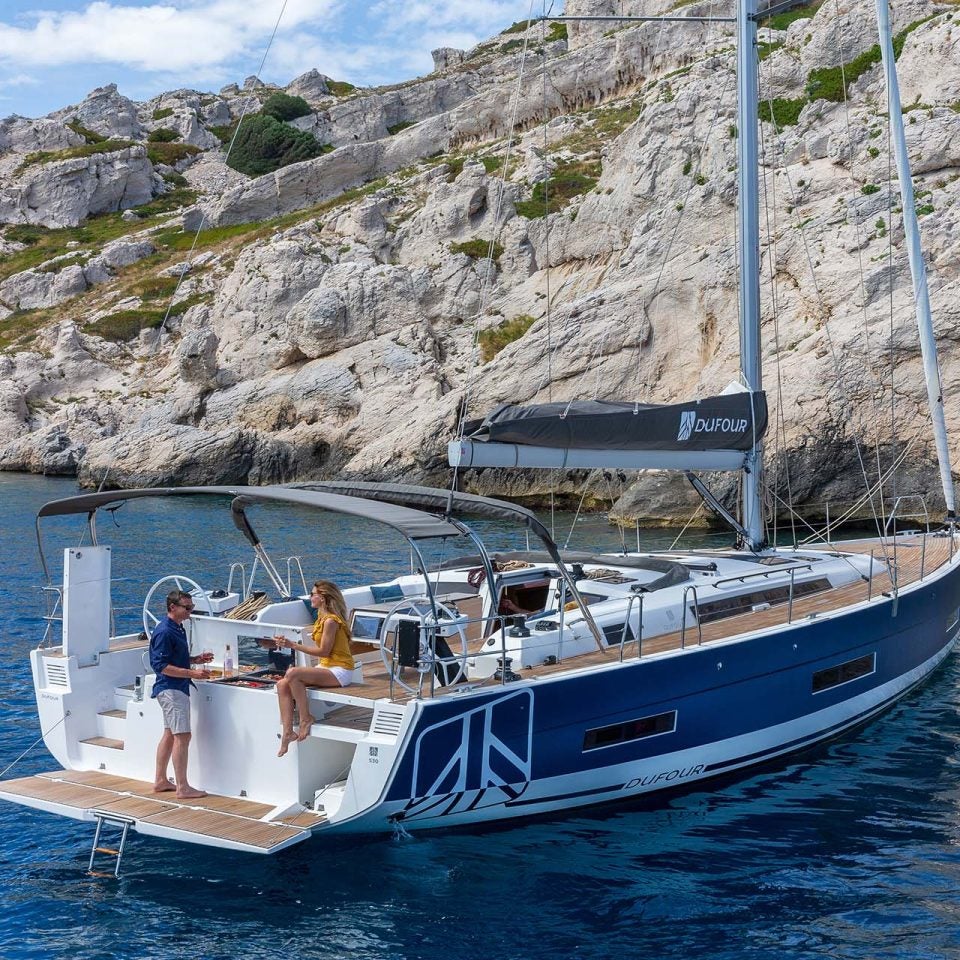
left=313, top=580, right=351, bottom=637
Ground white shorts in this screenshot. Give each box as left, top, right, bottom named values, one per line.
left=157, top=689, right=191, bottom=734
left=327, top=666, right=353, bottom=688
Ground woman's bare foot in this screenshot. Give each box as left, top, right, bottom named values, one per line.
left=176, top=786, right=207, bottom=800
left=152, top=779, right=176, bottom=793
left=297, top=715, right=316, bottom=741
left=278, top=730, right=297, bottom=757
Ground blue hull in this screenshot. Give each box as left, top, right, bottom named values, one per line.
left=376, top=554, right=960, bottom=829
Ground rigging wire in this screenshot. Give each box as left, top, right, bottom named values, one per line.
left=451, top=0, right=540, bottom=501
left=758, top=79, right=887, bottom=548
left=158, top=0, right=292, bottom=337
left=831, top=0, right=892, bottom=539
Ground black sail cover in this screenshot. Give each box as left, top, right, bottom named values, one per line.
left=465, top=392, right=767, bottom=452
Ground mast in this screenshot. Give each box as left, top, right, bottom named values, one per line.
left=737, top=0, right=765, bottom=549
left=874, top=0, right=956, bottom=518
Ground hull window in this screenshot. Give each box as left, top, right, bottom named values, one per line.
left=812, top=652, right=876, bottom=693
left=583, top=710, right=677, bottom=752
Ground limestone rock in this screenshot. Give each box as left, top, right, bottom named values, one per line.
left=0, top=264, right=88, bottom=310
left=432, top=48, right=465, bottom=72
left=0, top=116, right=83, bottom=155
left=286, top=69, right=331, bottom=103
left=61, top=84, right=144, bottom=140
left=0, top=145, right=154, bottom=228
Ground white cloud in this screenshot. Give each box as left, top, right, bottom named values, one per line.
left=0, top=0, right=343, bottom=71
left=0, top=72, right=39, bottom=88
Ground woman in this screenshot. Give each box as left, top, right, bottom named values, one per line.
left=274, top=580, right=355, bottom=757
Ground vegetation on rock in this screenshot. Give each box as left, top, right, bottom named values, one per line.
left=225, top=114, right=326, bottom=176
left=478, top=314, right=537, bottom=362
left=261, top=92, right=313, bottom=122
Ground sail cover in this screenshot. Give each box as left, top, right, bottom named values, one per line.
left=464, top=392, right=767, bottom=452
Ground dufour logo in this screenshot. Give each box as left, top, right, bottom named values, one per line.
left=677, top=411, right=749, bottom=441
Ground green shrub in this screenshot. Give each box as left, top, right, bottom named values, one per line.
left=759, top=41, right=783, bottom=61
left=760, top=97, right=805, bottom=127
left=501, top=39, right=524, bottom=54
left=87, top=309, right=166, bottom=342
left=445, top=156, right=466, bottom=181
left=261, top=91, right=312, bottom=122
left=481, top=156, right=502, bottom=174
left=763, top=1, right=821, bottom=30
left=450, top=238, right=504, bottom=263
left=916, top=203, right=934, bottom=215
left=208, top=122, right=237, bottom=144
left=19, top=139, right=136, bottom=170
left=387, top=120, right=415, bottom=135
left=327, top=80, right=355, bottom=97
left=152, top=107, right=174, bottom=121
left=146, top=142, right=200, bottom=166
left=478, top=314, right=537, bottom=362
left=515, top=161, right=599, bottom=218
left=5, top=225, right=47, bottom=246
left=226, top=114, right=326, bottom=176
left=66, top=119, right=106, bottom=144
left=148, top=127, right=179, bottom=143
left=546, top=23, right=567, bottom=42
left=502, top=19, right=532, bottom=34
left=861, top=183, right=880, bottom=195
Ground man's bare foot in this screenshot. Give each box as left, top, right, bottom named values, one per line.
left=297, top=715, right=316, bottom=741
left=176, top=786, right=207, bottom=800
left=152, top=779, right=176, bottom=793
left=278, top=730, right=297, bottom=757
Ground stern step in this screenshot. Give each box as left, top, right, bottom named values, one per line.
left=80, top=737, right=124, bottom=750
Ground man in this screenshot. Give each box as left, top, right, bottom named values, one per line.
left=150, top=588, right=212, bottom=799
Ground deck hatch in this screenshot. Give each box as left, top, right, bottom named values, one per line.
left=694, top=577, right=832, bottom=625
left=583, top=710, right=677, bottom=751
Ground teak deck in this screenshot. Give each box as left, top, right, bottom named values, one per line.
left=0, top=770, right=322, bottom=852
left=326, top=534, right=955, bottom=703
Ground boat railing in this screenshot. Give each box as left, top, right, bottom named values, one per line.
left=285, top=556, right=308, bottom=597
left=619, top=593, right=644, bottom=662
left=712, top=563, right=815, bottom=590
left=227, top=563, right=247, bottom=598
left=680, top=585, right=702, bottom=648
left=40, top=585, right=62, bottom=647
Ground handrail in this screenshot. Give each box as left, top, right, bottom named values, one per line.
left=619, top=594, right=644, bottom=662
left=40, top=586, right=63, bottom=647
left=680, top=585, right=702, bottom=648
left=285, top=556, right=308, bottom=597
left=227, top=563, right=247, bottom=598
left=712, top=562, right=814, bottom=589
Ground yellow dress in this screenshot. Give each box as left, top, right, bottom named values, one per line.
left=312, top=613, right=355, bottom=671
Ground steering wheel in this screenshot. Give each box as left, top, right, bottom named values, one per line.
left=143, top=574, right=206, bottom=637
left=380, top=599, right=468, bottom=695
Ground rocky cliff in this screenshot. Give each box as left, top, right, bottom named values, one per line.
left=1, top=0, right=958, bottom=528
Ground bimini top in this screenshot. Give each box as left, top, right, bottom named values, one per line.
left=36, top=485, right=462, bottom=542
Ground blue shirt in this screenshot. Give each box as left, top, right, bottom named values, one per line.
left=150, top=616, right=192, bottom=697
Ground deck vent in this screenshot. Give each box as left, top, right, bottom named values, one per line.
left=44, top=661, right=69, bottom=688
left=371, top=708, right=405, bottom=738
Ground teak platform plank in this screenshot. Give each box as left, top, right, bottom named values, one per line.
left=1, top=771, right=298, bottom=849
left=140, top=806, right=303, bottom=849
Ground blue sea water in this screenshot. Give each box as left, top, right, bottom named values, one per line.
left=2, top=472, right=960, bottom=960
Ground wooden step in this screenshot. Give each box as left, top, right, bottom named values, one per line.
left=81, top=737, right=124, bottom=750
left=98, top=710, right=125, bottom=719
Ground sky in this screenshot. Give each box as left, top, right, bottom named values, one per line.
left=0, top=0, right=559, bottom=118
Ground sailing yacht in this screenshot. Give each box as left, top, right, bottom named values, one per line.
left=0, top=0, right=957, bottom=868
